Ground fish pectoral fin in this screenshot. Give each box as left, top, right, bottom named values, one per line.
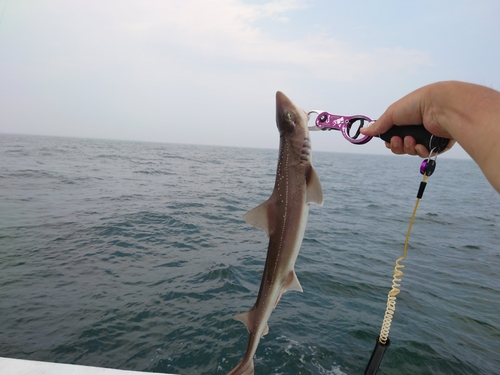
left=306, top=166, right=324, bottom=206
left=284, top=270, right=303, bottom=293
left=243, top=199, right=275, bottom=237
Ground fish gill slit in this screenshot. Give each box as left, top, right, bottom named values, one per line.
left=300, top=137, right=311, bottom=164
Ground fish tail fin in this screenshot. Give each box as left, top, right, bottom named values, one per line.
left=226, top=357, right=254, bottom=375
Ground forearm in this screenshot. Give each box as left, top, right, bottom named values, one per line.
left=430, top=82, right=500, bottom=192
left=362, top=81, right=500, bottom=193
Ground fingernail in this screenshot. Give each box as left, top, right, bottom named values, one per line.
left=404, top=139, right=410, bottom=149
left=392, top=139, right=399, bottom=148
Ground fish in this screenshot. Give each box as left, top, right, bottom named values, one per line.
left=227, top=91, right=324, bottom=375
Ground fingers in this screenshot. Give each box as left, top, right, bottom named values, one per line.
left=386, top=137, right=456, bottom=157
left=385, top=136, right=431, bottom=157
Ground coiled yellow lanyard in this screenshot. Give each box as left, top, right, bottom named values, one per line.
left=365, top=150, right=438, bottom=375
left=378, top=171, right=429, bottom=345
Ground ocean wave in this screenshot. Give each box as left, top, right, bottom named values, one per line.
left=1, top=135, right=499, bottom=375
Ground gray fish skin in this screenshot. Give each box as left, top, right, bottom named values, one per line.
left=227, top=91, right=323, bottom=375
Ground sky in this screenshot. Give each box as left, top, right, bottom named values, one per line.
left=1, top=0, right=500, bottom=158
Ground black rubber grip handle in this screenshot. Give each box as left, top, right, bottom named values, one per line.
left=379, top=125, right=450, bottom=153
left=364, top=337, right=390, bottom=375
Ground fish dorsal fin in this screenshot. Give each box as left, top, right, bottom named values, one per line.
left=243, top=199, right=275, bottom=237
left=306, top=166, right=324, bottom=206
left=234, top=310, right=269, bottom=337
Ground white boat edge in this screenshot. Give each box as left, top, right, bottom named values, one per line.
left=0, top=357, right=179, bottom=375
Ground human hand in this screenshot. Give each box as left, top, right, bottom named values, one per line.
left=360, top=84, right=456, bottom=157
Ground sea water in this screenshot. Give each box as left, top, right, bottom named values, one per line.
left=1, top=134, right=499, bottom=375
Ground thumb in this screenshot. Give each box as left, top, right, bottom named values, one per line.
left=360, top=114, right=393, bottom=136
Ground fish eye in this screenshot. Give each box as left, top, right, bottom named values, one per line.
left=286, top=112, right=296, bottom=123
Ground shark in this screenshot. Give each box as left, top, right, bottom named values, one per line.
left=227, top=91, right=324, bottom=375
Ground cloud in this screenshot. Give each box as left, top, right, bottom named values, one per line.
left=3, top=0, right=432, bottom=86
left=1, top=0, right=438, bottom=152
left=77, top=0, right=431, bottom=82
left=145, top=0, right=430, bottom=79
